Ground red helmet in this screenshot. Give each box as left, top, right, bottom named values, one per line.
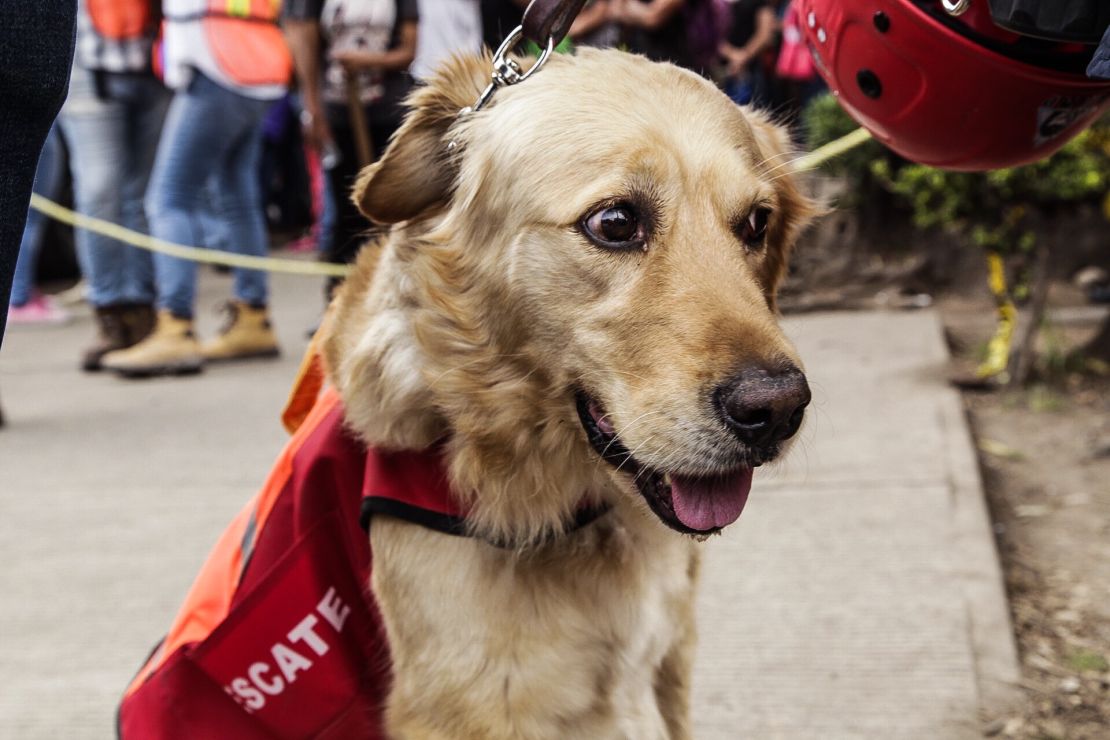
left=796, top=0, right=1110, bottom=170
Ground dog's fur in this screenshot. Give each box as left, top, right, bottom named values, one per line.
left=323, top=49, right=815, bottom=739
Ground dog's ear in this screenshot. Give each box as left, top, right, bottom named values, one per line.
left=744, top=108, right=822, bottom=304
left=353, top=54, right=490, bottom=224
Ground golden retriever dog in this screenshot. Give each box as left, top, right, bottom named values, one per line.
left=323, top=48, right=816, bottom=739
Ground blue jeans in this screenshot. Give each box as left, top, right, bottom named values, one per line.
left=145, top=72, right=273, bottom=318
left=11, top=125, right=65, bottom=306
left=58, top=66, right=168, bottom=308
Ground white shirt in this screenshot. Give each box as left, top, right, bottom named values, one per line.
left=412, top=0, right=482, bottom=81
left=320, top=0, right=398, bottom=104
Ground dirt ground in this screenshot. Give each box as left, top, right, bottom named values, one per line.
left=941, top=287, right=1110, bottom=740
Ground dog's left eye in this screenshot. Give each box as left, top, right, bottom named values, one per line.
left=581, top=203, right=646, bottom=250
left=736, top=207, right=771, bottom=249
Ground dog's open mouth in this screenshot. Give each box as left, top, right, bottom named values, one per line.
left=575, top=391, right=752, bottom=535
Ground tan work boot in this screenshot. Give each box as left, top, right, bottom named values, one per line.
left=201, top=301, right=280, bottom=362
left=101, top=311, right=204, bottom=378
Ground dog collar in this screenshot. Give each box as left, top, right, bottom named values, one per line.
left=359, top=446, right=610, bottom=548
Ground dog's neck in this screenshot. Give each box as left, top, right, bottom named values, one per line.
left=326, top=229, right=623, bottom=547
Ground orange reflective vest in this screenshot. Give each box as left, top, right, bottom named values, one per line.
left=165, top=0, right=292, bottom=87
left=205, top=0, right=291, bottom=86
left=87, top=0, right=157, bottom=41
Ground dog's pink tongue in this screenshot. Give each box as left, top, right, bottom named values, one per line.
left=670, top=468, right=753, bottom=532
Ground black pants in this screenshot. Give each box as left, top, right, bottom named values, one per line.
left=0, top=3, right=76, bottom=344
left=323, top=104, right=398, bottom=264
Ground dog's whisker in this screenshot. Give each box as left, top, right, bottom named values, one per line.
left=597, top=410, right=670, bottom=460
left=613, top=435, right=659, bottom=477
left=753, top=148, right=803, bottom=171
left=612, top=409, right=668, bottom=435
left=632, top=448, right=670, bottom=484
left=646, top=435, right=734, bottom=477
left=759, top=153, right=810, bottom=178
left=766, top=163, right=818, bottom=183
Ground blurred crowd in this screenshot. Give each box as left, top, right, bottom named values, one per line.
left=11, top=0, right=823, bottom=379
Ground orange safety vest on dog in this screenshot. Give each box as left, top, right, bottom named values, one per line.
left=117, top=386, right=462, bottom=739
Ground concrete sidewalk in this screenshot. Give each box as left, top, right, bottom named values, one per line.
left=0, top=270, right=1018, bottom=738
left=692, top=311, right=1020, bottom=739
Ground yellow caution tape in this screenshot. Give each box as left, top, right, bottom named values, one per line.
left=792, top=126, right=873, bottom=172
left=28, top=128, right=872, bottom=276
left=29, top=193, right=351, bottom=278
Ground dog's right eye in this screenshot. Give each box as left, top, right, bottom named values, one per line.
left=581, top=204, right=646, bottom=251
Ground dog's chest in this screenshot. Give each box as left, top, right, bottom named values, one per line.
left=369, top=515, right=696, bottom=739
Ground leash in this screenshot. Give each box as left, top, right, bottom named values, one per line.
left=522, top=0, right=588, bottom=46
left=792, top=126, right=873, bottom=172
left=455, top=0, right=581, bottom=116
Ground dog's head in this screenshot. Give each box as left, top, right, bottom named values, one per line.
left=328, top=49, right=817, bottom=543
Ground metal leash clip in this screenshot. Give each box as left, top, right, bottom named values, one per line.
left=448, top=27, right=554, bottom=152
left=464, top=26, right=555, bottom=116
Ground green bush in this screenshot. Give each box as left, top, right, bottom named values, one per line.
left=874, top=122, right=1110, bottom=252
left=804, top=92, right=1110, bottom=251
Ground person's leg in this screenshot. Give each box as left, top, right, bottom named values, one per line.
left=749, top=65, right=770, bottom=109
left=322, top=107, right=367, bottom=269
left=101, top=77, right=222, bottom=376
left=0, top=2, right=75, bottom=343
left=225, top=121, right=271, bottom=307
left=105, top=73, right=269, bottom=375
left=59, top=67, right=157, bottom=369
left=200, top=98, right=282, bottom=361
left=10, top=126, right=65, bottom=309
left=113, top=74, right=171, bottom=310
left=318, top=159, right=337, bottom=253
left=145, top=75, right=251, bottom=320
left=59, top=68, right=140, bottom=307
left=200, top=182, right=232, bottom=253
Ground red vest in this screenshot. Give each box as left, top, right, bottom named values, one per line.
left=117, top=389, right=467, bottom=739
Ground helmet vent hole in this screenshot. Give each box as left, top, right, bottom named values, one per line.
left=873, top=11, right=890, bottom=32
left=856, top=69, right=882, bottom=99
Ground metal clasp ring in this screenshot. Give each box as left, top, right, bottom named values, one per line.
left=464, top=26, right=556, bottom=115
left=940, top=0, right=971, bottom=16
left=447, top=26, right=555, bottom=152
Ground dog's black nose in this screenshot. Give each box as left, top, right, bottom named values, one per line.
left=715, top=366, right=810, bottom=447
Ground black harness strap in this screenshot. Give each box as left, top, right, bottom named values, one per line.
left=360, top=497, right=612, bottom=550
